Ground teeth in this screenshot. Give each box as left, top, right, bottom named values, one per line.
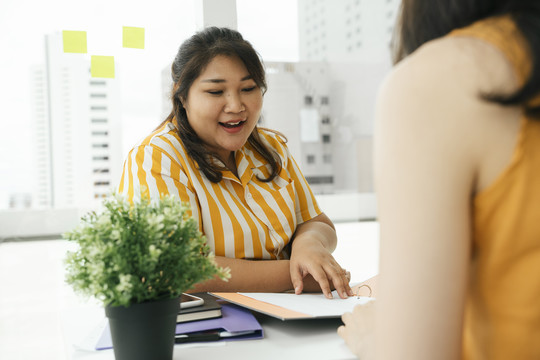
left=220, top=120, right=244, bottom=127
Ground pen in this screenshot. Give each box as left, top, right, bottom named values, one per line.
left=175, top=331, right=221, bottom=343
left=175, top=330, right=255, bottom=343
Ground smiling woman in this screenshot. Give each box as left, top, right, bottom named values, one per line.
left=182, top=55, right=263, bottom=174
left=118, top=27, right=353, bottom=299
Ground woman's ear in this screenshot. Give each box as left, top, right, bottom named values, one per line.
left=179, top=96, right=186, bottom=109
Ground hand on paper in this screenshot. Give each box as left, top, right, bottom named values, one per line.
left=338, top=300, right=376, bottom=359
left=290, top=240, right=352, bottom=299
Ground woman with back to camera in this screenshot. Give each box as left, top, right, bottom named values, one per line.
left=118, top=27, right=353, bottom=299
left=338, top=0, right=540, bottom=359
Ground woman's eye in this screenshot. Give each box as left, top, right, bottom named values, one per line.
left=207, top=90, right=223, bottom=95
left=242, top=86, right=257, bottom=92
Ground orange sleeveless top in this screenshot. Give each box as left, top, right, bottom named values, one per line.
left=451, top=17, right=540, bottom=359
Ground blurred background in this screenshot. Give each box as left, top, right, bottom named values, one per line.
left=0, top=1, right=394, bottom=358
left=0, top=0, right=399, bottom=239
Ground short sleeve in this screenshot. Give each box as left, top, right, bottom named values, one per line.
left=117, top=144, right=202, bottom=228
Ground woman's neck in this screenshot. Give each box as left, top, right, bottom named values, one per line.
left=224, top=151, right=238, bottom=178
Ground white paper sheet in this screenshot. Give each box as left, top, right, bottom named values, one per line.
left=238, top=290, right=374, bottom=317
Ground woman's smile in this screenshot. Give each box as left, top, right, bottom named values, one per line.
left=183, top=54, right=263, bottom=162
left=219, top=119, right=247, bottom=132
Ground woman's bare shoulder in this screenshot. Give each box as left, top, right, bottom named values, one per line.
left=382, top=35, right=518, bottom=106
left=376, top=35, right=522, bottom=193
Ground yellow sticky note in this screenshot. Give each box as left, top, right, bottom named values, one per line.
left=91, top=56, right=115, bottom=78
left=62, top=30, right=87, bottom=53
left=123, top=26, right=145, bottom=49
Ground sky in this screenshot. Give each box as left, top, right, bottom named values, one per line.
left=0, top=0, right=299, bottom=209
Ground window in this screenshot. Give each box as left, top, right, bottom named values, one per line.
left=321, top=96, right=329, bottom=105
left=304, top=95, right=313, bottom=105
left=322, top=134, right=331, bottom=143
left=306, top=154, right=315, bottom=164
left=305, top=175, right=334, bottom=185
left=323, top=154, right=332, bottom=164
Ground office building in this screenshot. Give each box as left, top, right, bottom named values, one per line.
left=32, top=32, right=123, bottom=210
left=262, top=59, right=389, bottom=194
left=262, top=62, right=334, bottom=193
left=298, top=0, right=400, bottom=63
left=284, top=0, right=401, bottom=194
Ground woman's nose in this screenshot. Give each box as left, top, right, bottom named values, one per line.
left=224, top=93, right=245, bottom=113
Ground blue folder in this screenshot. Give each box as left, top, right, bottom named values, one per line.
left=95, top=303, right=263, bottom=350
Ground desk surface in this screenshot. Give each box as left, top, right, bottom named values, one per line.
left=69, top=315, right=355, bottom=360
left=63, top=221, right=379, bottom=360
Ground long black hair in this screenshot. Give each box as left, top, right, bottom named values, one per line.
left=392, top=0, right=540, bottom=116
left=161, top=27, right=282, bottom=183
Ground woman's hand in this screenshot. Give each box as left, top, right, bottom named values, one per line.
left=338, top=300, right=376, bottom=359
left=290, top=237, right=352, bottom=298
left=289, top=213, right=353, bottom=299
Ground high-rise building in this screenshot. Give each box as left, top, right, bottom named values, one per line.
left=32, top=63, right=52, bottom=208
left=32, top=32, right=123, bottom=210
left=298, top=0, right=400, bottom=63
left=262, top=59, right=389, bottom=194
left=262, top=61, right=335, bottom=194
left=267, top=0, right=401, bottom=195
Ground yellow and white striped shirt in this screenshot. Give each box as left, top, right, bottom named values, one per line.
left=118, top=120, right=321, bottom=260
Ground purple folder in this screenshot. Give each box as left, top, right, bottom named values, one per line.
left=96, top=303, right=263, bottom=350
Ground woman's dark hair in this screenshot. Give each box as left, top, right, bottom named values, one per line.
left=392, top=0, right=540, bottom=116
left=162, top=27, right=282, bottom=183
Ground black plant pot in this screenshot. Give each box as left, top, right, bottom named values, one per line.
left=105, top=297, right=180, bottom=360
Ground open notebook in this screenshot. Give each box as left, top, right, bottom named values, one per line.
left=211, top=276, right=377, bottom=321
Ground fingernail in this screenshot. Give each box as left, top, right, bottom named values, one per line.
left=326, top=293, right=333, bottom=299
left=295, top=286, right=301, bottom=294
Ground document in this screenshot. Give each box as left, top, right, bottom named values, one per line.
left=242, top=291, right=372, bottom=316
left=212, top=289, right=374, bottom=321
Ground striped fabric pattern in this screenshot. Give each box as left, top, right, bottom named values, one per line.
left=118, top=120, right=321, bottom=260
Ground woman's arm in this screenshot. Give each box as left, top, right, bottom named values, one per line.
left=338, top=36, right=521, bottom=359
left=188, top=256, right=324, bottom=293
left=191, top=213, right=351, bottom=296
left=289, top=213, right=353, bottom=299
left=373, top=57, right=473, bottom=360
left=189, top=257, right=292, bottom=292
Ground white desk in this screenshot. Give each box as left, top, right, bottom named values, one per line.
left=64, top=221, right=379, bottom=360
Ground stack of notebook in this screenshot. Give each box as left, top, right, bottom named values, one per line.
left=95, top=293, right=263, bottom=349
left=177, top=292, right=223, bottom=323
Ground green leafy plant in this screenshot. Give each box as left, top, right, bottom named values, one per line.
left=64, top=193, right=230, bottom=307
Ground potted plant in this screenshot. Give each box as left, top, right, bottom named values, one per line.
left=64, top=193, right=230, bottom=360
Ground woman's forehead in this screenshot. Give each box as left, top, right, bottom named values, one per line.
left=196, top=55, right=251, bottom=82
